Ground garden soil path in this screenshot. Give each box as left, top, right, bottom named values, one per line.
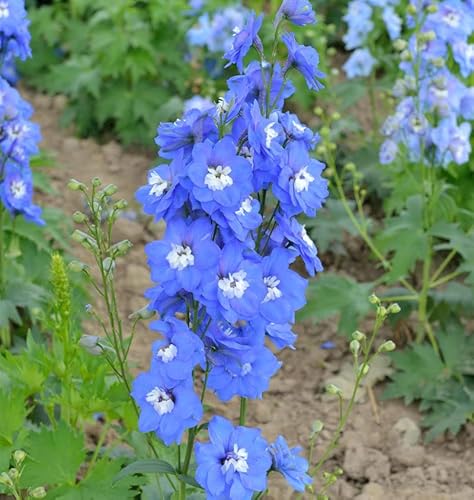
left=28, top=89, right=474, bottom=500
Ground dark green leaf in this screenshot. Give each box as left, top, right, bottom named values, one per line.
left=113, top=459, right=176, bottom=484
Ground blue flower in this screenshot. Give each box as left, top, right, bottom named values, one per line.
left=269, top=436, right=312, bottom=492
left=135, top=152, right=188, bottom=222
left=0, top=163, right=43, bottom=225
left=273, top=142, right=328, bottom=217
left=343, top=48, right=376, bottom=79
left=224, top=12, right=263, bottom=73
left=275, top=0, right=316, bottom=27
left=131, top=369, right=202, bottom=446
left=431, top=119, right=471, bottom=165
left=259, top=248, right=307, bottom=324
left=382, top=6, right=402, bottom=41
left=201, top=241, right=266, bottom=323
left=145, top=217, right=220, bottom=296
left=204, top=318, right=265, bottom=352
left=188, top=137, right=253, bottom=213
left=0, top=0, right=31, bottom=61
left=452, top=41, right=474, bottom=78
left=342, top=1, right=373, bottom=50
left=282, top=32, right=324, bottom=91
left=207, top=344, right=281, bottom=401
left=195, top=416, right=271, bottom=499
left=266, top=322, right=297, bottom=349
left=156, top=108, right=217, bottom=160
left=379, top=139, right=398, bottom=165
left=184, top=95, right=215, bottom=113
left=149, top=318, right=205, bottom=385
left=272, top=214, right=323, bottom=277
left=278, top=111, right=319, bottom=150
left=213, top=196, right=262, bottom=243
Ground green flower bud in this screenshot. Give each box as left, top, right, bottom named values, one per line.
left=326, top=24, right=336, bottom=34
left=379, top=340, right=396, bottom=352
left=330, top=68, right=340, bottom=76
left=313, top=106, right=324, bottom=116
left=79, top=335, right=103, bottom=356
left=426, top=4, right=437, bottom=13
left=113, top=199, right=128, bottom=210
left=312, top=420, right=324, bottom=434
left=358, top=363, right=369, bottom=376
left=72, top=211, right=87, bottom=224
left=13, top=450, right=26, bottom=466
left=29, top=487, right=47, bottom=499
left=109, top=239, right=133, bottom=257
left=320, top=126, right=331, bottom=138
left=102, top=184, right=118, bottom=197
left=326, top=383, right=343, bottom=396
left=68, top=260, right=88, bottom=273
left=368, top=294, right=380, bottom=305
left=350, top=339, right=360, bottom=356
left=92, top=177, right=102, bottom=187
left=102, top=257, right=115, bottom=274
left=344, top=162, right=356, bottom=172
left=352, top=330, right=366, bottom=342
left=129, top=305, right=155, bottom=321
left=67, top=179, right=86, bottom=191
left=393, top=39, right=407, bottom=51
left=8, top=468, right=19, bottom=480
left=0, top=472, right=12, bottom=486
left=316, top=145, right=326, bottom=155
left=327, top=47, right=337, bottom=57
left=389, top=303, right=401, bottom=314
left=331, top=112, right=341, bottom=121
left=400, top=50, right=412, bottom=61
left=71, top=229, right=88, bottom=243
left=407, top=4, right=417, bottom=15
left=431, top=57, right=444, bottom=68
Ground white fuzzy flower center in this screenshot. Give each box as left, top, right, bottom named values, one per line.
left=218, top=270, right=249, bottom=299
left=292, top=120, right=306, bottom=133
left=146, top=387, right=174, bottom=415
left=166, top=244, right=195, bottom=271
left=157, top=344, right=178, bottom=363
left=241, top=362, right=252, bottom=376
left=10, top=179, right=26, bottom=199
left=294, top=166, right=315, bottom=192
left=222, top=444, right=249, bottom=474
left=443, top=11, right=460, bottom=27
left=205, top=165, right=233, bottom=191
left=264, top=122, right=278, bottom=148
left=301, top=226, right=315, bottom=249
left=0, top=3, right=9, bottom=18
left=263, top=275, right=282, bottom=302
left=149, top=171, right=169, bottom=197
left=236, top=197, right=253, bottom=216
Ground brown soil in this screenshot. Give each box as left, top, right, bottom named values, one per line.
left=27, top=89, right=474, bottom=500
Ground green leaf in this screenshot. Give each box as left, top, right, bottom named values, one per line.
left=113, top=459, right=176, bottom=484
left=20, top=422, right=86, bottom=488
left=299, top=273, right=374, bottom=334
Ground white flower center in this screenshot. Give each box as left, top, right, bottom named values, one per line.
left=222, top=444, right=249, bottom=474
left=149, top=171, right=169, bottom=197
left=157, top=343, right=178, bottom=363
left=443, top=11, right=460, bottom=27
left=166, top=244, right=195, bottom=271
left=10, top=180, right=26, bottom=199
left=301, top=225, right=315, bottom=249
left=235, top=197, right=252, bottom=216
left=145, top=387, right=174, bottom=415
left=263, top=275, right=282, bottom=302
left=205, top=165, right=233, bottom=191
left=217, top=97, right=229, bottom=114
left=241, top=362, right=252, bottom=376
left=218, top=270, right=249, bottom=299
left=264, top=122, right=278, bottom=148
left=294, top=166, right=315, bottom=192
left=292, top=120, right=306, bottom=133
left=0, top=3, right=9, bottom=18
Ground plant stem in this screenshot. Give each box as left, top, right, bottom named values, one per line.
left=0, top=204, right=10, bottom=347
left=430, top=269, right=465, bottom=289
left=380, top=294, right=418, bottom=302
left=430, top=249, right=457, bottom=284
left=367, top=70, right=379, bottom=138
left=239, top=397, right=248, bottom=426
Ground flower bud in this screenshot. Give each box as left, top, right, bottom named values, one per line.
left=68, top=260, right=88, bottom=273
left=407, top=4, right=417, bottom=15
left=393, top=39, right=407, bottom=51
left=110, top=239, right=133, bottom=257
left=326, top=24, right=336, bottom=34
left=29, top=487, right=47, bottom=499
left=327, top=47, right=337, bottom=57
left=344, top=162, right=356, bottom=172
left=358, top=363, right=369, bottom=376
left=328, top=142, right=337, bottom=151
left=350, top=339, right=360, bottom=356
left=313, top=106, right=324, bottom=116
left=92, top=177, right=102, bottom=187
left=326, top=384, right=343, bottom=396
left=8, top=468, right=19, bottom=480
left=67, top=179, right=86, bottom=191
left=331, top=112, right=341, bottom=121
left=129, top=305, right=155, bottom=321
left=377, top=306, right=388, bottom=319
left=421, top=30, right=436, bottom=42
left=113, top=199, right=128, bottom=210
left=400, top=50, right=412, bottom=61
left=368, top=294, right=380, bottom=305
left=316, top=145, right=326, bottom=155
left=13, top=450, right=26, bottom=466
left=426, top=4, right=437, bottom=13
left=319, top=36, right=327, bottom=46
left=102, top=257, right=115, bottom=275
left=312, top=420, right=324, bottom=434
left=71, top=230, right=90, bottom=244
left=330, top=68, right=340, bottom=76
left=320, top=126, right=330, bottom=138
left=79, top=335, right=103, bottom=356
left=352, top=330, right=366, bottom=342
left=102, top=184, right=118, bottom=197
left=0, top=472, right=12, bottom=486
left=379, top=340, right=396, bottom=352
left=431, top=57, right=444, bottom=68
left=72, top=211, right=87, bottom=224
left=388, top=303, right=401, bottom=314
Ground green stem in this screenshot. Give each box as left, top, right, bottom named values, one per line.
left=430, top=249, right=457, bottom=284
left=0, top=205, right=10, bottom=347
left=367, top=70, right=379, bottom=138
left=380, top=294, right=418, bottom=302
left=239, top=398, right=248, bottom=426
left=430, top=269, right=464, bottom=289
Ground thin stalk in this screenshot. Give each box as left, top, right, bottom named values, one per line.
left=380, top=294, right=418, bottom=302
left=430, top=249, right=457, bottom=284
left=367, top=70, right=379, bottom=137
left=0, top=205, right=10, bottom=347
left=430, top=269, right=465, bottom=289
left=239, top=397, right=248, bottom=426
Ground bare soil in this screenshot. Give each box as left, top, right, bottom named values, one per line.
left=27, top=88, right=474, bottom=500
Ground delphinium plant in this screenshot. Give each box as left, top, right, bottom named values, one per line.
left=307, top=0, right=474, bottom=440
left=121, top=1, right=390, bottom=498
left=0, top=0, right=43, bottom=345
